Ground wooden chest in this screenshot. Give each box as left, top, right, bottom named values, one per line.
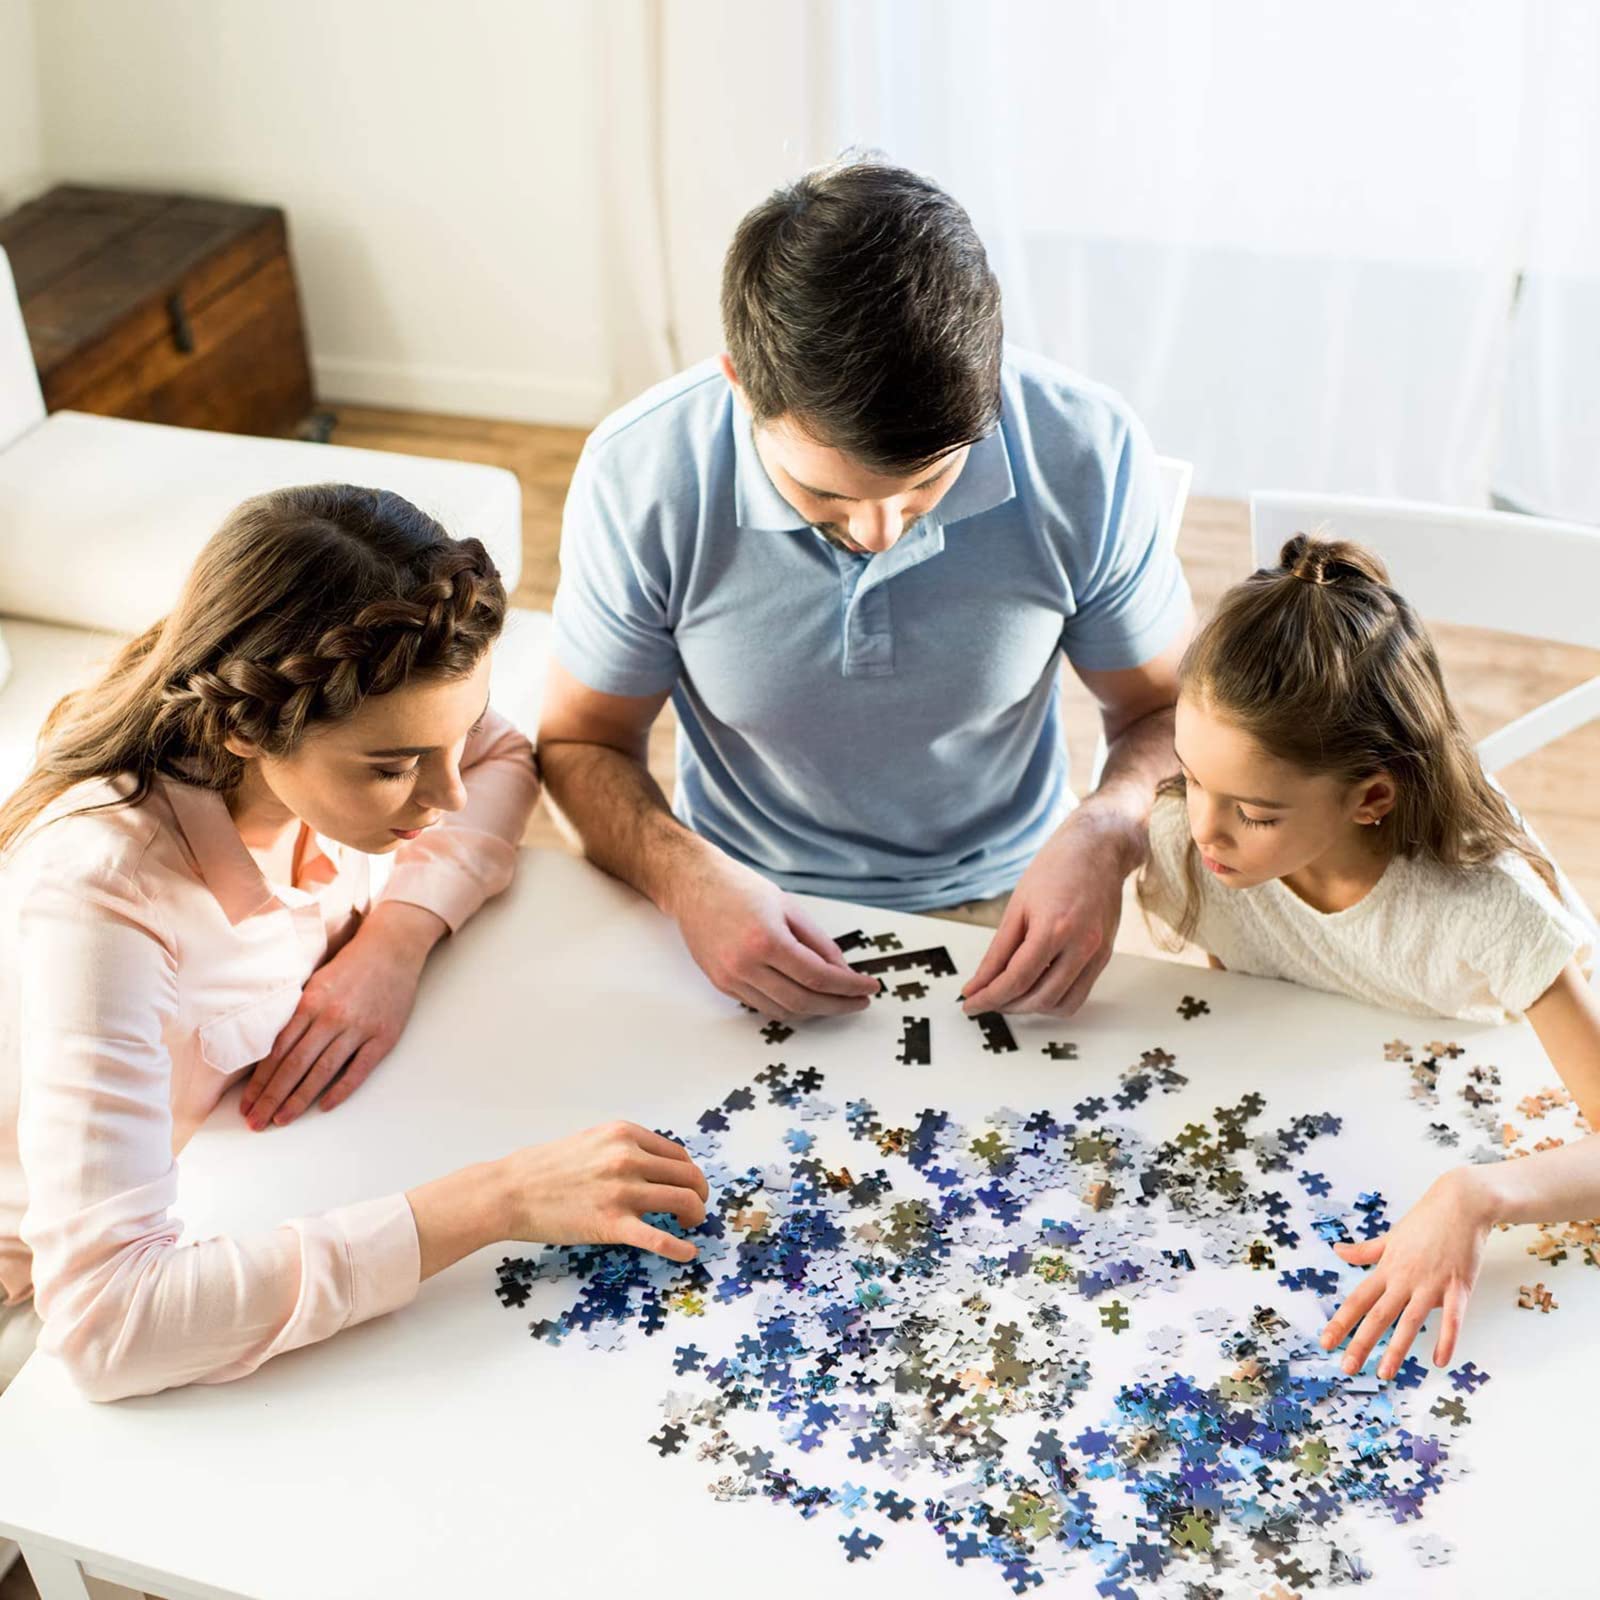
left=0, top=184, right=315, bottom=437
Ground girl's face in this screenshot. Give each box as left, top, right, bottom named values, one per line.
left=229, top=654, right=494, bottom=856
left=1172, top=691, right=1391, bottom=889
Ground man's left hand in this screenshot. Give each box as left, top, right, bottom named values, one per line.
left=959, top=807, right=1140, bottom=1017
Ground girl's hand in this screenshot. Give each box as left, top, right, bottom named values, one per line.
left=497, top=1122, right=710, bottom=1262
left=240, top=902, right=446, bottom=1129
left=1317, top=1166, right=1495, bottom=1378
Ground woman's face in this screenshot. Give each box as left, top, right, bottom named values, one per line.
left=233, top=654, right=494, bottom=855
left=1172, top=691, right=1389, bottom=889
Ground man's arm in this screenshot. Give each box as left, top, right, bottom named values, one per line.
left=961, top=617, right=1191, bottom=1016
left=538, top=662, right=878, bottom=1019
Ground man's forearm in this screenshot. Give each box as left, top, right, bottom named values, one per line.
left=538, top=740, right=710, bottom=916
left=1066, top=703, right=1179, bottom=871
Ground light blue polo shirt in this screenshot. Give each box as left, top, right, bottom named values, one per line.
left=551, top=347, right=1190, bottom=911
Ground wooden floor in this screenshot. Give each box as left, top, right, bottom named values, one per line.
left=2, top=410, right=1597, bottom=1600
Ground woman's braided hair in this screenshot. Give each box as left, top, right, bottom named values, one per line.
left=0, top=484, right=507, bottom=852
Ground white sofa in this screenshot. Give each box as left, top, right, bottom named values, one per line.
left=0, top=246, right=551, bottom=802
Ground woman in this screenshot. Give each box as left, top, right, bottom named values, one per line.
left=0, top=485, right=707, bottom=1401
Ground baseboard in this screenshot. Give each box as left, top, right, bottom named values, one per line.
left=312, top=356, right=608, bottom=428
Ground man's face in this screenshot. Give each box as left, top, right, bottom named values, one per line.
left=724, top=357, right=969, bottom=556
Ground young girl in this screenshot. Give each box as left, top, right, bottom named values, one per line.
left=0, top=485, right=707, bottom=1402
left=1138, top=533, right=1600, bottom=1383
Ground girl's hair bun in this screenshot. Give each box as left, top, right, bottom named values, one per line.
left=1279, top=532, right=1390, bottom=589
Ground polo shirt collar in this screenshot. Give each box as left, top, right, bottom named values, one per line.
left=732, top=400, right=1017, bottom=535
left=927, top=424, right=1016, bottom=528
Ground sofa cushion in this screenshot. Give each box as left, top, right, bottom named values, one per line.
left=0, top=609, right=552, bottom=808
left=0, top=411, right=523, bottom=636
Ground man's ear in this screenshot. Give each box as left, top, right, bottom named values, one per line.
left=718, top=353, right=742, bottom=397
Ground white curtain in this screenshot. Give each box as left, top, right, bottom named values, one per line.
left=600, top=0, right=1600, bottom=514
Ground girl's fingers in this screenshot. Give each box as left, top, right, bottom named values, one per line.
left=1343, top=1289, right=1409, bottom=1374
left=1320, top=1272, right=1385, bottom=1350
left=1434, top=1281, right=1469, bottom=1368
left=319, top=1039, right=387, bottom=1113
left=1333, top=1237, right=1387, bottom=1266
left=1378, top=1295, right=1435, bottom=1380
left=617, top=1215, right=698, bottom=1262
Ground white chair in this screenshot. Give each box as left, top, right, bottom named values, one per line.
left=1251, top=490, right=1600, bottom=937
left=1084, top=455, right=1192, bottom=787
left=1250, top=492, right=1600, bottom=777
left=0, top=245, right=553, bottom=799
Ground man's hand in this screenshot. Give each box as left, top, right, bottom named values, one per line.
left=960, top=806, right=1139, bottom=1017
left=1317, top=1166, right=1494, bottom=1378
left=240, top=901, right=447, bottom=1128
left=669, top=851, right=880, bottom=1020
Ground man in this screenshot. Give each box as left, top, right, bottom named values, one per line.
left=539, top=157, right=1192, bottom=1021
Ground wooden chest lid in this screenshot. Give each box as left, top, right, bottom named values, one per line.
left=0, top=185, right=290, bottom=383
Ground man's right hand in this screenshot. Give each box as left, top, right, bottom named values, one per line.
left=668, top=851, right=880, bottom=1019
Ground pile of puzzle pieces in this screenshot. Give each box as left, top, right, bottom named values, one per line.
left=489, top=940, right=1576, bottom=1596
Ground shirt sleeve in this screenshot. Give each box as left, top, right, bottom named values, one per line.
left=381, top=707, right=540, bottom=933
left=1470, top=858, right=1595, bottom=1018
left=551, top=445, right=682, bottom=698
left=17, top=865, right=422, bottom=1402
left=1139, top=792, right=1193, bottom=936
left=1059, top=407, right=1192, bottom=674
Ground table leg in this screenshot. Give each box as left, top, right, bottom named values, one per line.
left=16, top=1546, right=146, bottom=1600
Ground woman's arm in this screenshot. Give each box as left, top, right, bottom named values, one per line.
left=18, top=867, right=422, bottom=1401
left=242, top=709, right=542, bottom=1126
left=20, top=868, right=706, bottom=1402
left=1524, top=960, right=1600, bottom=1129
left=380, top=707, right=541, bottom=932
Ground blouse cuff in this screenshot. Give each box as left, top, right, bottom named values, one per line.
left=334, top=1193, right=422, bottom=1327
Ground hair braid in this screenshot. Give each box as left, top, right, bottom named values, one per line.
left=1, top=485, right=509, bottom=851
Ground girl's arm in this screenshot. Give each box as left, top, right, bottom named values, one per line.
left=1524, top=960, right=1600, bottom=1129
left=1317, top=1136, right=1600, bottom=1381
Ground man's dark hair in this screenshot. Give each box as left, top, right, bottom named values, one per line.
left=721, top=156, right=1003, bottom=476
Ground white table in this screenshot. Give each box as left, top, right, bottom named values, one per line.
left=0, top=850, right=1593, bottom=1599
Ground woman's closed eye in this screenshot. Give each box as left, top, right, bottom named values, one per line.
left=372, top=763, right=420, bottom=783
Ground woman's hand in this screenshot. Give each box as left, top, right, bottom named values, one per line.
left=496, top=1121, right=711, bottom=1262
left=407, top=1122, right=713, bottom=1280
left=1317, top=1165, right=1495, bottom=1378
left=240, top=901, right=447, bottom=1129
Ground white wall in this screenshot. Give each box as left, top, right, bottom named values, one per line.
left=29, top=0, right=613, bottom=424
left=0, top=0, right=42, bottom=210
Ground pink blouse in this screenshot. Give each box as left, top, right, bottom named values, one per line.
left=0, top=711, right=539, bottom=1400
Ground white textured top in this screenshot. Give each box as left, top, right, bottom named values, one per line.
left=1142, top=796, right=1596, bottom=1023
